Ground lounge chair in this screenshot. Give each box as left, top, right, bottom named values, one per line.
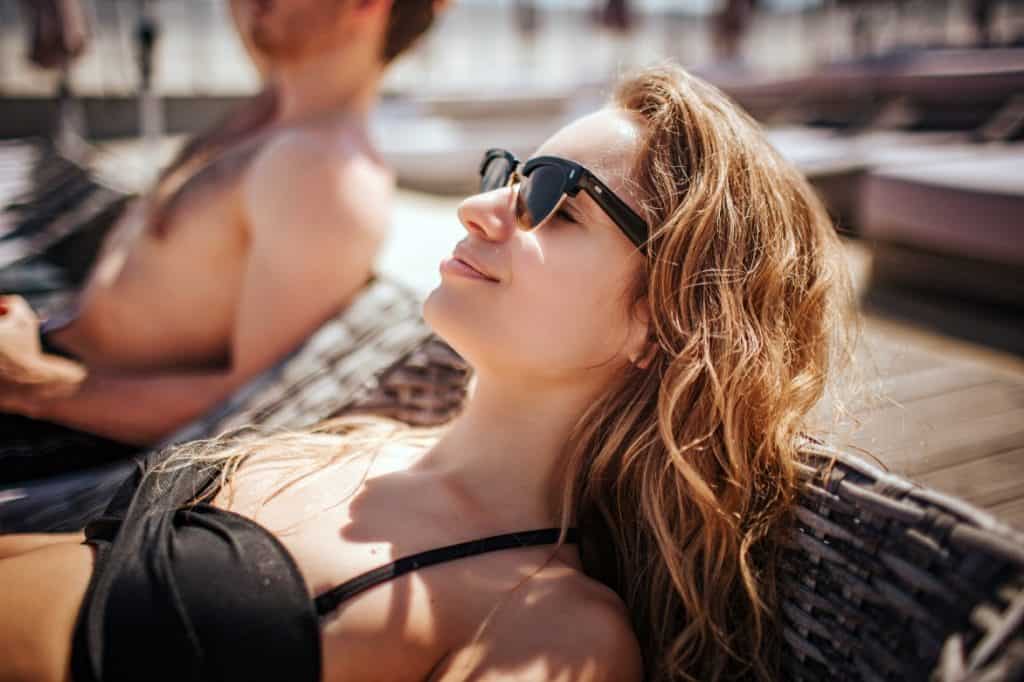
left=0, top=138, right=129, bottom=312
left=781, top=439, right=1024, bottom=680
left=860, top=150, right=1024, bottom=354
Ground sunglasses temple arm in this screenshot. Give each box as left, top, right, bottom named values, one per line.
left=580, top=175, right=648, bottom=247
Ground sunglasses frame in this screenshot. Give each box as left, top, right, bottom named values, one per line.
left=479, top=148, right=649, bottom=248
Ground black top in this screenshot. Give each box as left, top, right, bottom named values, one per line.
left=70, top=456, right=576, bottom=682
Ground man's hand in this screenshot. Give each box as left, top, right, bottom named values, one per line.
left=0, top=296, right=87, bottom=410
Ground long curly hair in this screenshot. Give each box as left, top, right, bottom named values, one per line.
left=555, top=63, right=852, bottom=681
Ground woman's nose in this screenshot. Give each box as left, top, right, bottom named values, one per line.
left=457, top=188, right=516, bottom=243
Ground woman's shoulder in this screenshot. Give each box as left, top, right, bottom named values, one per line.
left=435, top=564, right=644, bottom=682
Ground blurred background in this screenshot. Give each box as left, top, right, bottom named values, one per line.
left=1, top=2, right=1023, bottom=522
left=2, top=0, right=1022, bottom=312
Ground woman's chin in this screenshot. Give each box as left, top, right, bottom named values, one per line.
left=423, top=286, right=464, bottom=352
left=423, top=287, right=493, bottom=373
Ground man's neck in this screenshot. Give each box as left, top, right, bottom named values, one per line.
left=271, top=48, right=383, bottom=127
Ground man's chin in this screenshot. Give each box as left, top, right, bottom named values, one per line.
left=249, top=29, right=305, bottom=62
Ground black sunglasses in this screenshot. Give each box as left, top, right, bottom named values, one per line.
left=479, top=148, right=649, bottom=248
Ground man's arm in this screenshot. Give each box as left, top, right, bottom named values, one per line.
left=9, top=133, right=389, bottom=445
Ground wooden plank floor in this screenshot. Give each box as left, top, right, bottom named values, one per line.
left=831, top=244, right=1024, bottom=530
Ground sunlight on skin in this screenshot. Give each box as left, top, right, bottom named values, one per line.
left=0, top=105, right=647, bottom=682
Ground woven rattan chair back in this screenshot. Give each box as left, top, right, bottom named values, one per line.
left=783, top=440, right=1024, bottom=681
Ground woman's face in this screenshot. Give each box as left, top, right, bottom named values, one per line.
left=424, top=108, right=648, bottom=387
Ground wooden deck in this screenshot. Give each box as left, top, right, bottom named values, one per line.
left=825, top=242, right=1024, bottom=530
left=839, top=325, right=1024, bottom=523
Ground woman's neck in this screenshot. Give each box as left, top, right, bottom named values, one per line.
left=420, top=373, right=603, bottom=529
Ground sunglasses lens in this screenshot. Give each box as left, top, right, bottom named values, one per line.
left=481, top=155, right=512, bottom=192
left=516, top=164, right=566, bottom=230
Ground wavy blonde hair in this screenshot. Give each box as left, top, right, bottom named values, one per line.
left=158, top=63, right=851, bottom=682
left=555, top=63, right=852, bottom=681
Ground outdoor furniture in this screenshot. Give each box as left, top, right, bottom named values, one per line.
left=163, top=276, right=468, bottom=443
left=711, top=48, right=1024, bottom=134
left=782, top=439, right=1024, bottom=681
left=859, top=149, right=1024, bottom=354
left=763, top=129, right=981, bottom=235
left=873, top=49, right=1024, bottom=133
left=0, top=138, right=128, bottom=312
left=861, top=151, right=1023, bottom=274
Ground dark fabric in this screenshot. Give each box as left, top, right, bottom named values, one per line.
left=72, top=505, right=322, bottom=682
left=314, top=527, right=577, bottom=616
left=71, top=457, right=322, bottom=682
left=0, top=413, right=138, bottom=485
left=72, top=457, right=576, bottom=682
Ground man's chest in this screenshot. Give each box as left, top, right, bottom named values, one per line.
left=148, top=142, right=260, bottom=241
left=92, top=142, right=261, bottom=288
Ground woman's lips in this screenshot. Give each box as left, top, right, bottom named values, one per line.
left=440, top=256, right=499, bottom=282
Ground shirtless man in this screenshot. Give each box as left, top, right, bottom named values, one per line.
left=0, top=0, right=442, bottom=445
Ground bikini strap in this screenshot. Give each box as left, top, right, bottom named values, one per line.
left=314, top=527, right=579, bottom=617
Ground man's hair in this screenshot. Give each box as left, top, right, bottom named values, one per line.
left=383, top=1, right=437, bottom=63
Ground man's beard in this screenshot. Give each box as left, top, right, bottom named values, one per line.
left=246, top=2, right=345, bottom=62
left=249, top=20, right=308, bottom=61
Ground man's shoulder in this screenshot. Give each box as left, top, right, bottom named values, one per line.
left=243, top=125, right=394, bottom=239
left=251, top=124, right=390, bottom=189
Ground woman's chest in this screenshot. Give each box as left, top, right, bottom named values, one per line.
left=212, top=460, right=549, bottom=680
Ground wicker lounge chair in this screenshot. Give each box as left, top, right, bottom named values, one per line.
left=782, top=439, right=1024, bottom=681
left=860, top=151, right=1024, bottom=355
left=0, top=139, right=126, bottom=271
left=0, top=138, right=128, bottom=315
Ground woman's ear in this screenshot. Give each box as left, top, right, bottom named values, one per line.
left=626, top=298, right=655, bottom=370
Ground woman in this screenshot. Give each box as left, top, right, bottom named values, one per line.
left=0, top=64, right=848, bottom=682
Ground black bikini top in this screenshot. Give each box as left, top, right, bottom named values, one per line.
left=313, top=526, right=579, bottom=616
left=71, top=456, right=577, bottom=682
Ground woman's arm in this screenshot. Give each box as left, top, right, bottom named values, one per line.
left=0, top=532, right=84, bottom=561
left=0, top=543, right=94, bottom=682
